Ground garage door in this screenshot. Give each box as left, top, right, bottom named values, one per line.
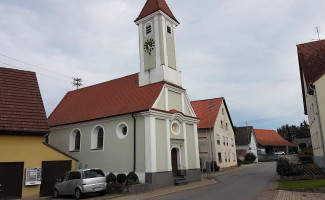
left=0, top=162, right=24, bottom=199
left=40, top=160, right=72, bottom=197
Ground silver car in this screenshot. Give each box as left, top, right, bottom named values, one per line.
left=53, top=168, right=107, bottom=199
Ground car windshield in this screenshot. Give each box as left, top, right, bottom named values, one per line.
left=83, top=169, right=105, bottom=179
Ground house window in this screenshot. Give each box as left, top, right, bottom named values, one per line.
left=222, top=108, right=224, bottom=115
left=218, top=152, right=222, bottom=163
left=226, top=123, right=228, bottom=130
left=91, top=126, right=104, bottom=150
left=228, top=152, right=230, bottom=162
left=233, top=153, right=235, bottom=161
left=223, top=136, right=225, bottom=145
left=221, top=120, right=223, bottom=128
left=231, top=138, right=234, bottom=147
left=116, top=122, right=128, bottom=139
left=225, top=152, right=227, bottom=162
left=70, top=129, right=81, bottom=152
left=216, top=134, right=220, bottom=145
left=145, top=22, right=152, bottom=36
left=226, top=137, right=228, bottom=146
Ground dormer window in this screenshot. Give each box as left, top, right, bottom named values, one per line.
left=145, top=22, right=152, bottom=36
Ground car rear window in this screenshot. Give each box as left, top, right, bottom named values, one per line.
left=83, top=169, right=105, bottom=179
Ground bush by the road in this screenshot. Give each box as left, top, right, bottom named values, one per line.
left=245, top=153, right=257, bottom=162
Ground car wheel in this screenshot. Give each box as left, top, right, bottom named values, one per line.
left=53, top=189, right=59, bottom=198
left=75, top=188, right=83, bottom=199
left=99, top=190, right=106, bottom=196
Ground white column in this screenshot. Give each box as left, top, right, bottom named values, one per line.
left=161, top=16, right=168, bottom=67
left=145, top=116, right=156, bottom=172
left=183, top=122, right=189, bottom=169
left=139, top=23, right=144, bottom=73
left=154, top=16, right=161, bottom=68
left=173, top=23, right=178, bottom=70
left=181, top=93, right=185, bottom=114
left=193, top=124, right=200, bottom=168
left=165, top=87, right=169, bottom=111
left=166, top=120, right=172, bottom=171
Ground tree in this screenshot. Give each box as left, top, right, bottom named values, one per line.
left=277, top=121, right=310, bottom=142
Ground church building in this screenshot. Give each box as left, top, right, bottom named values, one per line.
left=48, top=0, right=201, bottom=188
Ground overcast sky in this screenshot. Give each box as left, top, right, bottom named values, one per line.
left=1, top=0, right=324, bottom=130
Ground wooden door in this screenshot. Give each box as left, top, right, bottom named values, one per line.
left=0, top=162, right=24, bottom=199
left=171, top=148, right=178, bottom=176
left=40, top=160, right=72, bottom=197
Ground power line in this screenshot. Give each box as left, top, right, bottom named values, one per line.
left=45, top=85, right=74, bottom=114
left=0, top=61, right=71, bottom=82
left=0, top=53, right=72, bottom=79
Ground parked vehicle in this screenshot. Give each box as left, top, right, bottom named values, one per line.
left=53, top=168, right=107, bottom=199
left=274, top=151, right=285, bottom=155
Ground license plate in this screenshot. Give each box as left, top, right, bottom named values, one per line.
left=94, top=188, right=102, bottom=192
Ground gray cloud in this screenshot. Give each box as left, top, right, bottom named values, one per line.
left=1, top=0, right=322, bottom=130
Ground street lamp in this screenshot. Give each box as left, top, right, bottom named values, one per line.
left=208, top=101, right=215, bottom=172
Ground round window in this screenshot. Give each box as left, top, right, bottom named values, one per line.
left=171, top=121, right=180, bottom=135
left=116, top=122, right=128, bottom=139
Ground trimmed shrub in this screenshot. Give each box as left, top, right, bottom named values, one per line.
left=127, top=172, right=139, bottom=183
left=211, top=161, right=220, bottom=172
left=237, top=159, right=242, bottom=166
left=106, top=173, right=116, bottom=184
left=117, top=173, right=127, bottom=184
left=245, top=153, right=257, bottom=162
left=299, top=143, right=307, bottom=150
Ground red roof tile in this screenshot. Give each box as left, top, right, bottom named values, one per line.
left=135, top=0, right=179, bottom=24
left=0, top=67, right=49, bottom=134
left=297, top=40, right=325, bottom=114
left=190, top=98, right=223, bottom=129
left=48, top=74, right=164, bottom=127
left=254, top=129, right=292, bottom=147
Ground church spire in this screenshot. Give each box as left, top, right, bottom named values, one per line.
left=135, top=0, right=179, bottom=24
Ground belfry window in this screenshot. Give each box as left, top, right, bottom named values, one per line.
left=145, top=22, right=152, bottom=36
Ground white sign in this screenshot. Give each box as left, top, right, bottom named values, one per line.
left=25, top=168, right=42, bottom=186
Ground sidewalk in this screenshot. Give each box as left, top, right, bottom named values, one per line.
left=274, top=190, right=325, bottom=200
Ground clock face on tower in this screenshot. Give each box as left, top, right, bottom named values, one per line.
left=144, top=39, right=155, bottom=55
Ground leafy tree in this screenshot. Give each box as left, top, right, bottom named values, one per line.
left=277, top=120, right=310, bottom=142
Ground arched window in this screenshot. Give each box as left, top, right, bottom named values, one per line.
left=91, top=126, right=105, bottom=150
left=70, top=129, right=81, bottom=152
left=75, top=131, right=81, bottom=150
left=166, top=22, right=172, bottom=35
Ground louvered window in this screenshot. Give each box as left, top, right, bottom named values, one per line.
left=167, top=26, right=171, bottom=34
left=146, top=24, right=152, bottom=35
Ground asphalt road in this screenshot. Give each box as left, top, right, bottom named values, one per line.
left=149, top=162, right=277, bottom=200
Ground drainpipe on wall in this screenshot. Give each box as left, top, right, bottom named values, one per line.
left=310, top=84, right=325, bottom=166
left=132, top=113, right=137, bottom=172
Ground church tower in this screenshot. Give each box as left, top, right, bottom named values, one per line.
left=135, top=0, right=182, bottom=87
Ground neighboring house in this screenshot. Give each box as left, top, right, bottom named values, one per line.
left=0, top=67, right=77, bottom=199
left=297, top=40, right=325, bottom=167
left=234, top=126, right=258, bottom=162
left=254, top=129, right=292, bottom=155
left=191, top=98, right=237, bottom=170
left=48, top=0, right=201, bottom=189
left=292, top=137, right=312, bottom=152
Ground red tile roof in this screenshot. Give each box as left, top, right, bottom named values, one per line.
left=254, top=129, right=292, bottom=147
left=191, top=98, right=234, bottom=130
left=135, top=0, right=179, bottom=24
left=297, top=40, right=325, bottom=114
left=0, top=67, right=49, bottom=135
left=48, top=74, right=164, bottom=127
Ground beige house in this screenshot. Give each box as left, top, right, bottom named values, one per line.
left=191, top=98, right=237, bottom=170
left=297, top=40, right=325, bottom=167
left=48, top=0, right=201, bottom=189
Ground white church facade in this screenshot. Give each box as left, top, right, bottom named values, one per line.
left=48, top=0, right=201, bottom=188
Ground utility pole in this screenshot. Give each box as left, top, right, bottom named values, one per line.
left=316, top=27, right=321, bottom=40
left=73, top=78, right=82, bottom=90
left=208, top=101, right=215, bottom=172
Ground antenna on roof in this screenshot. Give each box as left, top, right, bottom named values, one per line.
left=316, top=27, right=321, bottom=40
left=73, top=78, right=82, bottom=90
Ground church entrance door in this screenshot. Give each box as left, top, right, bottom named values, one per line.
left=171, top=148, right=178, bottom=176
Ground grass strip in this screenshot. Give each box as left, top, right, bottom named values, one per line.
left=278, top=179, right=325, bottom=190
